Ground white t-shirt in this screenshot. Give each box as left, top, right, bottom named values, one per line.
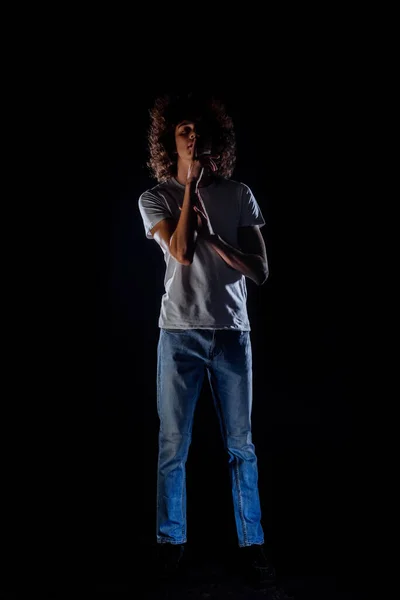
left=138, top=175, right=265, bottom=331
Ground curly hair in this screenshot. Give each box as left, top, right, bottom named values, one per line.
left=147, top=92, right=236, bottom=183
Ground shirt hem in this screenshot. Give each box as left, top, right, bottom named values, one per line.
left=159, top=325, right=251, bottom=331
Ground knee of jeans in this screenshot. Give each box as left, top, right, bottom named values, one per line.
left=159, top=430, right=192, bottom=454
left=226, top=431, right=255, bottom=457
left=160, top=427, right=192, bottom=441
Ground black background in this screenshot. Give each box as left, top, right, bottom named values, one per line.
left=0, top=18, right=369, bottom=598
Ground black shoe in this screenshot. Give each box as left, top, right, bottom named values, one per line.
left=156, top=543, right=185, bottom=580
left=238, top=544, right=276, bottom=583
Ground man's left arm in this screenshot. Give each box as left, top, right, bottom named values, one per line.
left=201, top=226, right=269, bottom=286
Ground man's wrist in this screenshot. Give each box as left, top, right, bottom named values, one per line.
left=185, top=180, right=199, bottom=200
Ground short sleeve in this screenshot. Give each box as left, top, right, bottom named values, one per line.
left=138, top=190, right=173, bottom=239
left=238, top=184, right=265, bottom=228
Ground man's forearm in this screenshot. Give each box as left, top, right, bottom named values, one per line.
left=204, top=233, right=268, bottom=285
left=170, top=181, right=198, bottom=264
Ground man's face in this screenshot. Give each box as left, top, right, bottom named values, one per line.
left=174, top=120, right=198, bottom=162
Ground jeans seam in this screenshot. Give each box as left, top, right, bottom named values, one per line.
left=182, top=463, right=186, bottom=541
left=234, top=460, right=248, bottom=545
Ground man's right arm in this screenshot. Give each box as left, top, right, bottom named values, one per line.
left=150, top=180, right=198, bottom=265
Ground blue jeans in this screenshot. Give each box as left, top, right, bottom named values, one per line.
left=156, top=328, right=264, bottom=547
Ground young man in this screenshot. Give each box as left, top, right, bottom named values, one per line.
left=138, top=93, right=274, bottom=582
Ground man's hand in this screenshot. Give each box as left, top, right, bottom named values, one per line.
left=186, top=139, right=219, bottom=186
left=186, top=161, right=203, bottom=185
left=186, top=139, right=202, bottom=184
left=178, top=203, right=213, bottom=238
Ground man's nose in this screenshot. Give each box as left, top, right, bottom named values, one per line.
left=190, top=130, right=198, bottom=139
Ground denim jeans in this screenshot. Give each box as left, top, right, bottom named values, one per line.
left=156, top=328, right=264, bottom=547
